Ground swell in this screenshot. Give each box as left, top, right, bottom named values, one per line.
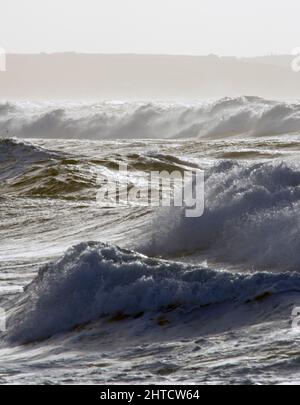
left=0, top=138, right=200, bottom=198
left=0, top=139, right=96, bottom=198
left=0, top=138, right=59, bottom=178
left=0, top=138, right=56, bottom=164
left=6, top=241, right=300, bottom=344
left=1, top=96, right=300, bottom=140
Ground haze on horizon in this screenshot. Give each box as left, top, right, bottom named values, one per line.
left=1, top=0, right=300, bottom=57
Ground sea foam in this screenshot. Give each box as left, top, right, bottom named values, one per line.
left=6, top=241, right=300, bottom=343
left=1, top=96, right=300, bottom=140
left=145, top=160, right=300, bottom=271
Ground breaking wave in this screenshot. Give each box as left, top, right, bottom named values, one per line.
left=6, top=241, right=300, bottom=343
left=145, top=159, right=300, bottom=271
left=1, top=96, right=300, bottom=140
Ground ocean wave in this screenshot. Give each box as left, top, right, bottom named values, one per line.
left=144, top=160, right=300, bottom=271
left=0, top=138, right=201, bottom=198
left=0, top=139, right=98, bottom=198
left=1, top=97, right=300, bottom=140
left=6, top=241, right=300, bottom=343
left=0, top=138, right=55, bottom=163
left=0, top=138, right=60, bottom=181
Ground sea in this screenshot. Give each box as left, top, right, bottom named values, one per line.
left=1, top=96, right=300, bottom=384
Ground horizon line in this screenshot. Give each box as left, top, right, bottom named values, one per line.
left=1, top=52, right=294, bottom=59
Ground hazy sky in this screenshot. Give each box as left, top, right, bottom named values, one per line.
left=1, top=0, right=299, bottom=56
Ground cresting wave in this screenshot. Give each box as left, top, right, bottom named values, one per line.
left=6, top=241, right=300, bottom=344
left=1, top=96, right=300, bottom=140
left=2, top=138, right=300, bottom=270
left=0, top=138, right=99, bottom=198
left=145, top=159, right=300, bottom=271
left=0, top=137, right=57, bottom=165
left=0, top=138, right=196, bottom=198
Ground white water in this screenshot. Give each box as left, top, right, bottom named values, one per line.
left=1, top=96, right=300, bottom=140
left=1, top=99, right=300, bottom=384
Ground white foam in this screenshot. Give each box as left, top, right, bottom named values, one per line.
left=6, top=242, right=300, bottom=343
left=1, top=96, right=300, bottom=140
left=145, top=160, right=300, bottom=271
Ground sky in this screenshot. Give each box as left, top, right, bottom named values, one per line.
left=0, top=0, right=299, bottom=56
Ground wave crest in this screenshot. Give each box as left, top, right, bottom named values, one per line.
left=145, top=160, right=300, bottom=271
left=0, top=139, right=96, bottom=197
left=1, top=97, right=300, bottom=139
left=6, top=241, right=300, bottom=343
